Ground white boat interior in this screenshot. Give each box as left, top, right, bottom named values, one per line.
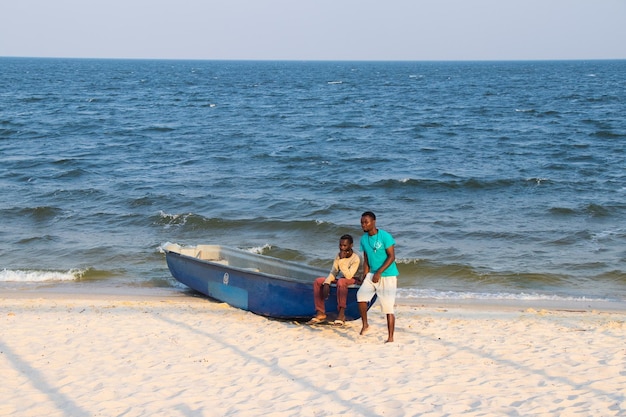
left=162, top=243, right=326, bottom=283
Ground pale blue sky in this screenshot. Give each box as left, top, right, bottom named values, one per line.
left=1, top=0, right=625, bottom=60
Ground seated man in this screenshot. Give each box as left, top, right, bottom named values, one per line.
left=307, top=234, right=361, bottom=326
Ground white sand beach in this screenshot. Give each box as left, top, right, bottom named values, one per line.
left=1, top=289, right=625, bottom=417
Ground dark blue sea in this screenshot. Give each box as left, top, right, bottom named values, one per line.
left=1, top=57, right=625, bottom=304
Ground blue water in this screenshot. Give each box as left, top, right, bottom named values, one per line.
left=1, top=57, right=625, bottom=303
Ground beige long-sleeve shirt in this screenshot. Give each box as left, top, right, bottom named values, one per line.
left=327, top=251, right=361, bottom=281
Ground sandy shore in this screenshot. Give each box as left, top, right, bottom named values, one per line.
left=1, top=289, right=625, bottom=417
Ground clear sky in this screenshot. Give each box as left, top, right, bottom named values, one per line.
left=1, top=0, right=625, bottom=61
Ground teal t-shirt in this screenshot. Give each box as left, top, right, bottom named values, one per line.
left=360, top=229, right=399, bottom=277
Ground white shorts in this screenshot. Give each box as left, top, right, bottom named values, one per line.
left=357, top=273, right=397, bottom=314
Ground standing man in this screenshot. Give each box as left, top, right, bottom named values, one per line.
left=357, top=211, right=399, bottom=343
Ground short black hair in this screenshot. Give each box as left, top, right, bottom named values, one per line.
left=340, top=234, right=353, bottom=244
left=361, top=211, right=376, bottom=220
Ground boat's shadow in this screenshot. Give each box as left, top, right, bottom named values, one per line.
left=180, top=288, right=361, bottom=329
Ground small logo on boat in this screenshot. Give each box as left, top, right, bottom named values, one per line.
left=223, top=273, right=229, bottom=285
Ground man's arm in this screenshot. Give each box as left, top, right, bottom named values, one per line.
left=372, top=245, right=395, bottom=283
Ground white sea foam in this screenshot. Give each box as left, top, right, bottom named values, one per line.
left=158, top=210, right=191, bottom=228
left=247, top=244, right=272, bottom=254
left=396, top=288, right=609, bottom=302
left=0, top=269, right=83, bottom=283
left=591, top=229, right=621, bottom=242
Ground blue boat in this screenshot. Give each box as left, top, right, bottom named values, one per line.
left=162, top=243, right=367, bottom=321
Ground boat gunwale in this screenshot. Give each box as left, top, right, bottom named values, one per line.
left=163, top=244, right=331, bottom=285
left=161, top=243, right=360, bottom=288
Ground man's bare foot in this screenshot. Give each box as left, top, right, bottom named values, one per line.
left=359, top=325, right=370, bottom=335
left=385, top=338, right=394, bottom=343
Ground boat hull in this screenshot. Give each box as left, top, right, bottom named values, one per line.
left=163, top=244, right=366, bottom=321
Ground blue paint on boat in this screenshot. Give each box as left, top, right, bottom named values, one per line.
left=207, top=280, right=249, bottom=310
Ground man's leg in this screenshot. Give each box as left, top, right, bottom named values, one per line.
left=312, top=277, right=327, bottom=319
left=386, top=314, right=395, bottom=343
left=336, top=278, right=355, bottom=322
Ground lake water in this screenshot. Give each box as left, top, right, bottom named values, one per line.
left=1, top=58, right=625, bottom=304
